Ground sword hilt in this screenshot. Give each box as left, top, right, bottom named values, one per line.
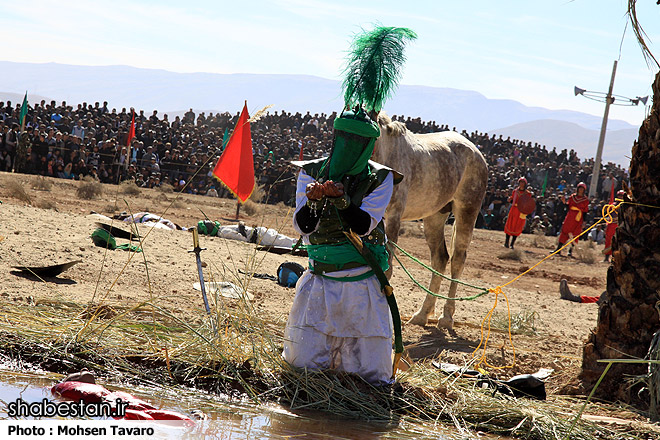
left=192, top=228, right=200, bottom=248
left=190, top=229, right=206, bottom=253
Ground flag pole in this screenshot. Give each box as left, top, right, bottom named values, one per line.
left=236, top=100, right=245, bottom=219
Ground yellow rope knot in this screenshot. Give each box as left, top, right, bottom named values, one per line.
left=471, top=285, right=516, bottom=371
left=601, top=201, right=621, bottom=224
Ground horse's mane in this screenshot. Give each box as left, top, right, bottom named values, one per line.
left=377, top=112, right=408, bottom=137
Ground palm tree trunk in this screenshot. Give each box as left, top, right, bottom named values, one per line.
left=580, top=70, right=660, bottom=408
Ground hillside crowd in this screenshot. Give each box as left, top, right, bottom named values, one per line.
left=0, top=99, right=627, bottom=239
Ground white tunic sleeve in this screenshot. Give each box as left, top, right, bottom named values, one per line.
left=360, top=171, right=394, bottom=235
left=293, top=170, right=315, bottom=235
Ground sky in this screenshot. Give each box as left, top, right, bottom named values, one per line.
left=1, top=0, right=659, bottom=126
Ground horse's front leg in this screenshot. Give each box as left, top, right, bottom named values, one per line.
left=408, top=211, right=450, bottom=326
left=437, top=208, right=477, bottom=330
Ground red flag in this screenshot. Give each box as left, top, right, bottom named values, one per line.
left=212, top=102, right=254, bottom=203
left=127, top=111, right=135, bottom=147
left=298, top=140, right=304, bottom=160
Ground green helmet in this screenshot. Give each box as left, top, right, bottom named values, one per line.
left=324, top=108, right=380, bottom=181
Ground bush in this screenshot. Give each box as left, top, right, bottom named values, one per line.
left=531, top=230, right=553, bottom=249
left=120, top=180, right=141, bottom=196
left=170, top=198, right=185, bottom=209
left=76, top=177, right=103, bottom=200
left=498, top=248, right=523, bottom=261
left=249, top=183, right=266, bottom=203
left=158, top=183, right=174, bottom=193
left=7, top=179, right=32, bottom=205
left=243, top=200, right=261, bottom=216
left=36, top=198, right=57, bottom=210
left=32, top=176, right=52, bottom=191
left=104, top=203, right=119, bottom=213
left=492, top=309, right=541, bottom=336
left=576, top=246, right=596, bottom=264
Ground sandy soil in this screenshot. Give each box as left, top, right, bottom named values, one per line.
left=0, top=172, right=608, bottom=395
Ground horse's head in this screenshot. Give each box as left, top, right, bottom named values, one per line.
left=372, top=112, right=408, bottom=163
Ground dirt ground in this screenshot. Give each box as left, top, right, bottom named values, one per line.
left=0, top=172, right=608, bottom=395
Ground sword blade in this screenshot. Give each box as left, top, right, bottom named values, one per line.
left=195, top=252, right=212, bottom=315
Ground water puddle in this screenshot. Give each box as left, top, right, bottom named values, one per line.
left=0, top=369, right=466, bottom=439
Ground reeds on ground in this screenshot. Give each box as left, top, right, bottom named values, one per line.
left=0, top=277, right=650, bottom=440
left=0, top=194, right=650, bottom=440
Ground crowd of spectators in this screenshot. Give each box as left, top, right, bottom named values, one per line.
left=468, top=130, right=627, bottom=236
left=0, top=99, right=628, bottom=238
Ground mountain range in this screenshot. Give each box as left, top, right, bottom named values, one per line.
left=0, top=61, right=638, bottom=164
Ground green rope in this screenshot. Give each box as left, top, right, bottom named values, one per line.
left=390, top=243, right=489, bottom=301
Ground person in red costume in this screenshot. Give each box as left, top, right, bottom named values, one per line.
left=503, top=177, right=530, bottom=249
left=602, top=190, right=624, bottom=262
left=51, top=370, right=196, bottom=424
left=559, top=279, right=602, bottom=304
left=553, top=182, right=589, bottom=256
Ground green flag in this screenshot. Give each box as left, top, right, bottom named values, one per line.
left=221, top=128, right=230, bottom=151
left=19, top=91, right=28, bottom=130
left=541, top=171, right=548, bottom=196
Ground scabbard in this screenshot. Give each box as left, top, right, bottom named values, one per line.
left=343, top=231, right=403, bottom=378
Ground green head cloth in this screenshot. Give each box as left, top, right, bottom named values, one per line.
left=91, top=228, right=116, bottom=250
left=324, top=109, right=380, bottom=181
left=91, top=228, right=142, bottom=252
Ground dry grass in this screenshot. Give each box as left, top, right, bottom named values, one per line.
left=0, top=252, right=648, bottom=440
left=36, top=198, right=57, bottom=211
left=492, top=309, right=541, bottom=336
left=103, top=203, right=119, bottom=214
left=158, top=183, right=174, bottom=193
left=76, top=177, right=103, bottom=200
left=170, top=198, right=185, bottom=209
left=576, top=247, right=597, bottom=265
left=0, top=184, right=645, bottom=440
left=243, top=200, right=261, bottom=216
left=32, top=176, right=52, bottom=191
left=498, top=248, right=523, bottom=262
left=6, top=178, right=32, bottom=205
left=531, top=231, right=554, bottom=249
left=120, top=180, right=141, bottom=196
left=249, top=183, right=266, bottom=203
left=0, top=296, right=597, bottom=440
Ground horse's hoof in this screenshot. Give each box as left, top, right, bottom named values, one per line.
left=407, top=313, right=429, bottom=327
left=436, top=316, right=454, bottom=330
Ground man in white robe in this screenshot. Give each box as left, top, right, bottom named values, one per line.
left=282, top=109, right=401, bottom=385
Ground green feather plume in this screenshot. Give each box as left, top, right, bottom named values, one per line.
left=342, top=26, right=417, bottom=113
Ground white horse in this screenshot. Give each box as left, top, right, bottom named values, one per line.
left=373, top=113, right=488, bottom=330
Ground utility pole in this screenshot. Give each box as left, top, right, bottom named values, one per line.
left=589, top=60, right=617, bottom=199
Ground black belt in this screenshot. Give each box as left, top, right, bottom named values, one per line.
left=310, top=260, right=366, bottom=275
